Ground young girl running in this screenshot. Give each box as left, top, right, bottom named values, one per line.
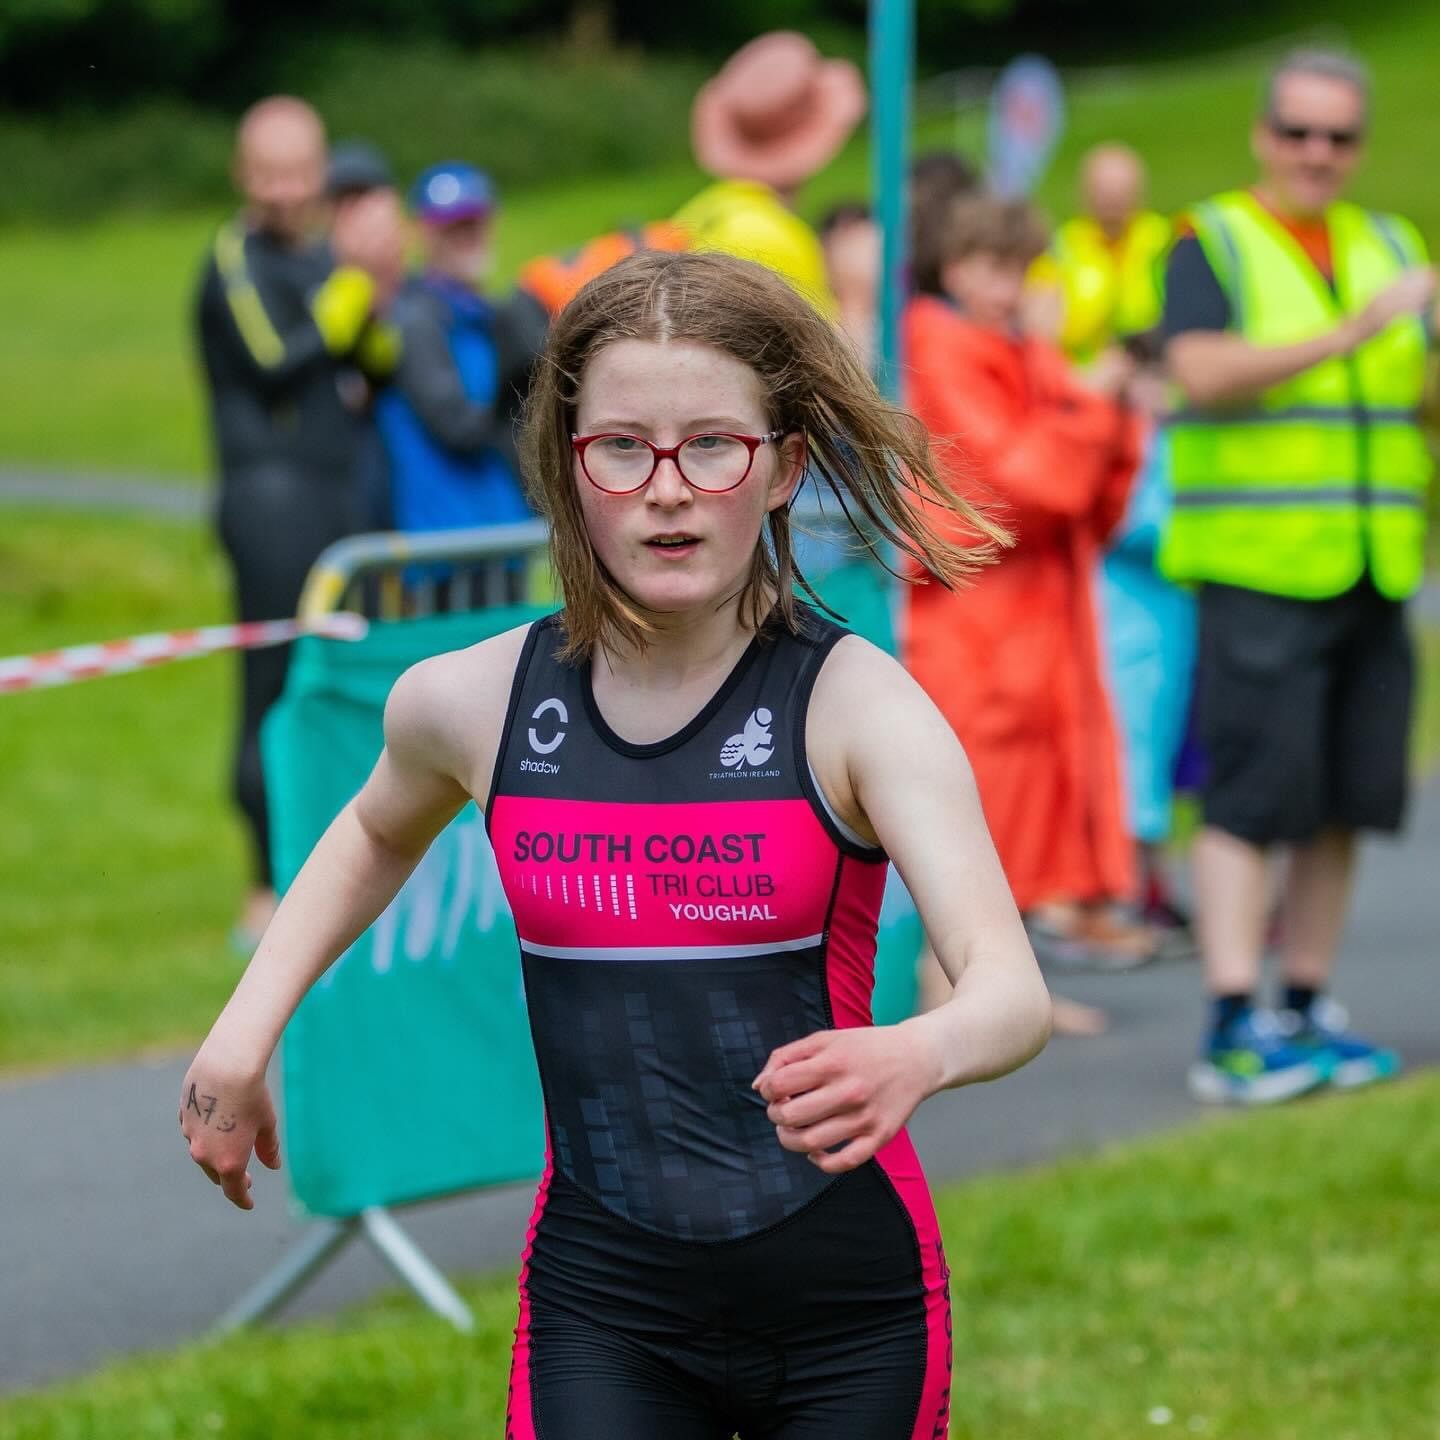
left=181, top=250, right=1052, bottom=1438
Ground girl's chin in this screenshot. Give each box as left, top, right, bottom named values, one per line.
left=613, top=569, right=740, bottom=619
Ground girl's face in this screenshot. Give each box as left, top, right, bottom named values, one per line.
left=940, top=251, right=1028, bottom=331
left=573, top=339, right=804, bottom=623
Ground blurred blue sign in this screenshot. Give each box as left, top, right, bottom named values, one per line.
left=987, top=55, right=1066, bottom=198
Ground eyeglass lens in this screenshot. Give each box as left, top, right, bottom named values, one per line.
left=584, top=434, right=756, bottom=492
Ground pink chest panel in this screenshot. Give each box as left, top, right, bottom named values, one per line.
left=489, top=794, right=840, bottom=955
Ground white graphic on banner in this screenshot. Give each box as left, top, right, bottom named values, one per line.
left=325, top=810, right=512, bottom=983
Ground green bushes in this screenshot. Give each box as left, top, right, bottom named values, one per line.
left=299, top=39, right=707, bottom=198
left=0, top=40, right=707, bottom=224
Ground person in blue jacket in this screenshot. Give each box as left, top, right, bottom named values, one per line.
left=379, top=162, right=548, bottom=539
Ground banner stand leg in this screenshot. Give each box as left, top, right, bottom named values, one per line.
left=359, top=1206, right=476, bottom=1333
left=212, top=1217, right=357, bottom=1333
left=211, top=1208, right=474, bottom=1335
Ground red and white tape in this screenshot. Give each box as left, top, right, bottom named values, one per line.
left=0, top=613, right=368, bottom=695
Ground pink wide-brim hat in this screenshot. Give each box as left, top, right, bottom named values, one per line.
left=691, top=31, right=868, bottom=192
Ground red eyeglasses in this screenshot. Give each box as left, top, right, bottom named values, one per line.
left=571, top=430, right=785, bottom=495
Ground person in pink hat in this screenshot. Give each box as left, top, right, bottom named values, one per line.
left=674, top=30, right=867, bottom=318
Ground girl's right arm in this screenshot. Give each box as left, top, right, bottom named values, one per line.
left=180, top=631, right=523, bottom=1209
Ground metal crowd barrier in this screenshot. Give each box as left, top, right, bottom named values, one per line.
left=298, top=519, right=552, bottom=621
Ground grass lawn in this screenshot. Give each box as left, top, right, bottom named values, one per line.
left=0, top=509, right=245, bottom=1072
left=0, top=3, right=1437, bottom=478
left=0, top=1070, right=1436, bottom=1438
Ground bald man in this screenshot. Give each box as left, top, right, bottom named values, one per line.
left=1083, top=145, right=1145, bottom=240
left=194, top=96, right=404, bottom=947
left=1034, top=143, right=1173, bottom=366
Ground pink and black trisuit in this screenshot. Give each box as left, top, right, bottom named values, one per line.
left=487, top=608, right=952, bottom=1439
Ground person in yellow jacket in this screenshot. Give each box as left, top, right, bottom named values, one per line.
left=516, top=33, right=863, bottom=326
left=673, top=31, right=866, bottom=321
left=1161, top=48, right=1437, bottom=1106
left=1033, top=143, right=1172, bottom=367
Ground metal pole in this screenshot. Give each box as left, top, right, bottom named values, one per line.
left=213, top=1207, right=475, bottom=1334
left=870, top=0, right=914, bottom=401
left=360, top=1207, right=476, bottom=1333
left=212, top=1218, right=357, bottom=1333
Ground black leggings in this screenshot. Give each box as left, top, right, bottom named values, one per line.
left=508, top=1167, right=951, bottom=1439
left=217, top=466, right=367, bottom=886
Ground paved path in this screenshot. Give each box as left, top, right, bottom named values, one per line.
left=0, top=466, right=205, bottom=519
left=3, top=779, right=1437, bottom=1396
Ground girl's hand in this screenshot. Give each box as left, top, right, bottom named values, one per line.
left=178, top=1050, right=281, bottom=1211
left=753, top=1023, right=944, bottom=1175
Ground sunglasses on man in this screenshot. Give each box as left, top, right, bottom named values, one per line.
left=1268, top=117, right=1364, bottom=149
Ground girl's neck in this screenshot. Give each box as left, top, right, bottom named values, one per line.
left=596, top=589, right=767, bottom=693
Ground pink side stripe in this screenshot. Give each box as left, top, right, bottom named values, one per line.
left=824, top=856, right=952, bottom=1439
left=505, top=1124, right=555, bottom=1440
left=875, top=1130, right=953, bottom=1440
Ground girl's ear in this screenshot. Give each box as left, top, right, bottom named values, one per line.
left=767, top=430, right=807, bottom=513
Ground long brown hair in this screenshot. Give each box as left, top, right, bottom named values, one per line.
left=519, top=248, right=1008, bottom=660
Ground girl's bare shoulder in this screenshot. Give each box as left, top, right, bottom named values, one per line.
left=385, top=621, right=540, bottom=787
left=810, top=631, right=917, bottom=715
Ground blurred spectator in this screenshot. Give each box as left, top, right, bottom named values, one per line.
left=902, top=195, right=1152, bottom=1033
left=673, top=30, right=866, bottom=316
left=1162, top=48, right=1435, bottom=1103
left=517, top=220, right=689, bottom=318
left=326, top=138, right=404, bottom=531
left=326, top=139, right=395, bottom=205
left=1097, top=424, right=1198, bottom=952
left=377, top=162, right=547, bottom=553
left=817, top=201, right=881, bottom=359
left=1034, top=144, right=1196, bottom=950
left=194, top=96, right=404, bottom=949
left=908, top=148, right=979, bottom=298
left=514, top=33, right=864, bottom=323
left=1031, top=144, right=1171, bottom=366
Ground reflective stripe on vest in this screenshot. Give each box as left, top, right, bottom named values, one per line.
left=1168, top=405, right=1418, bottom=426
left=1172, top=487, right=1424, bottom=509
left=1161, top=191, right=1431, bottom=601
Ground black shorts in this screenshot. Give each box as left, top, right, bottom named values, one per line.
left=1195, top=579, right=1413, bottom=845
left=506, top=1162, right=952, bottom=1439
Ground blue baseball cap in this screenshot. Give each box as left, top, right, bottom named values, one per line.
left=411, top=162, right=495, bottom=224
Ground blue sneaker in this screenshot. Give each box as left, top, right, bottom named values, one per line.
left=1276, top=997, right=1402, bottom=1091
left=1187, top=1008, right=1333, bottom=1105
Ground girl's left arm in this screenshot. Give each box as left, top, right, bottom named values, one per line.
left=754, top=638, right=1052, bottom=1173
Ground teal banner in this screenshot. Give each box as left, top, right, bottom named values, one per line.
left=264, top=568, right=920, bottom=1219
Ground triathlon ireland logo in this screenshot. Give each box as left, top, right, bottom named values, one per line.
left=720, top=708, right=775, bottom=769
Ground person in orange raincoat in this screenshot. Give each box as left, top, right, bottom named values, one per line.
left=903, top=195, right=1150, bottom=1031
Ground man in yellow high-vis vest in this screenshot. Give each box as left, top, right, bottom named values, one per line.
left=1161, top=48, right=1436, bottom=1106
left=1034, top=144, right=1172, bottom=369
